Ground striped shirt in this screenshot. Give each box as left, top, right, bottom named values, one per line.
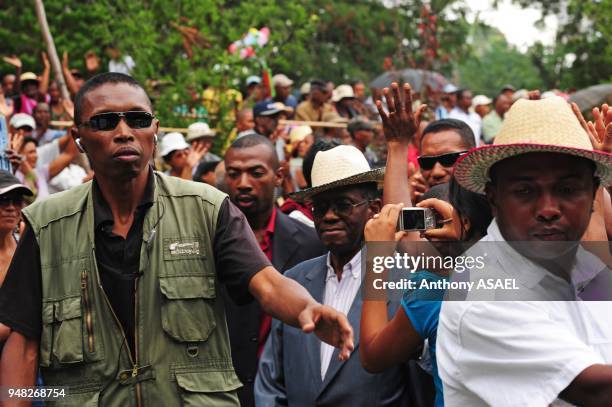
left=320, top=250, right=362, bottom=379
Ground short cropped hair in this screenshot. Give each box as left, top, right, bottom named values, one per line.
left=421, top=119, right=476, bottom=150
left=74, top=72, right=150, bottom=125
left=228, top=133, right=279, bottom=169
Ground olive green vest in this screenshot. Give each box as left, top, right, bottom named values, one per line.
left=23, top=172, right=241, bottom=406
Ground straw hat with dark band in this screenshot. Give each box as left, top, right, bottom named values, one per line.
left=454, top=96, right=612, bottom=193
left=291, top=145, right=384, bottom=201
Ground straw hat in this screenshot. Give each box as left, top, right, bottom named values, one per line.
left=186, top=122, right=215, bottom=142
left=454, top=96, right=612, bottom=193
left=289, top=125, right=313, bottom=144
left=291, top=145, right=384, bottom=200
left=20, top=72, right=39, bottom=83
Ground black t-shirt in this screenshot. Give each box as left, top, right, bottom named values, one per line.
left=0, top=182, right=271, bottom=345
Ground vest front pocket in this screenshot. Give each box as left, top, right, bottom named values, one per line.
left=175, top=370, right=241, bottom=406
left=40, top=296, right=84, bottom=367
left=159, top=275, right=217, bottom=342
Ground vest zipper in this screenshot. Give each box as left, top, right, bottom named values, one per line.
left=81, top=270, right=94, bottom=353
left=134, top=277, right=142, bottom=407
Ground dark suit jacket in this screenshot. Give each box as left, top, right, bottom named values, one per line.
left=223, top=210, right=326, bottom=407
left=254, top=255, right=409, bottom=407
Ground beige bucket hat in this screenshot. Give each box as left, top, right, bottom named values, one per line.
left=291, top=145, right=384, bottom=200
left=186, top=122, right=215, bottom=143
left=454, top=96, right=612, bottom=193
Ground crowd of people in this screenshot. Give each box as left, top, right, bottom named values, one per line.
left=0, top=49, right=610, bottom=407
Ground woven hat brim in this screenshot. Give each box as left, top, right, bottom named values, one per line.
left=291, top=167, right=385, bottom=201
left=454, top=143, right=612, bottom=193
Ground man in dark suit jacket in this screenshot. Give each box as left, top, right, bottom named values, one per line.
left=255, top=145, right=409, bottom=406
left=224, top=134, right=326, bottom=406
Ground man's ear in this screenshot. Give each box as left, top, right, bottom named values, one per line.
left=484, top=182, right=498, bottom=217
left=274, top=166, right=284, bottom=188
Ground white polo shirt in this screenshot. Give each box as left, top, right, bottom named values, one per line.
left=437, top=220, right=612, bottom=407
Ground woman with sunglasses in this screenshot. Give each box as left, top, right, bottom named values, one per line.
left=0, top=170, right=32, bottom=342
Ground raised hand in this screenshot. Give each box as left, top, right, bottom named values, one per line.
left=187, top=140, right=209, bottom=168
left=590, top=104, right=612, bottom=153
left=62, top=51, right=69, bottom=69
left=41, top=51, right=50, bottom=69
left=9, top=130, right=24, bottom=152
left=2, top=55, right=22, bottom=69
left=572, top=103, right=612, bottom=153
left=376, top=82, right=427, bottom=145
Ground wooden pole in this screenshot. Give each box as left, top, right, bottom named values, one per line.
left=34, top=0, right=70, bottom=101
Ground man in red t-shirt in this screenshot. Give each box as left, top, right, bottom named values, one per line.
left=223, top=133, right=325, bottom=407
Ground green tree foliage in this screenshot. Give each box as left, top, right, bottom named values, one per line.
left=456, top=24, right=545, bottom=96
left=0, top=0, right=472, bottom=149
left=513, top=0, right=611, bottom=89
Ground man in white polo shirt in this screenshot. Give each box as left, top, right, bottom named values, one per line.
left=437, top=96, right=612, bottom=406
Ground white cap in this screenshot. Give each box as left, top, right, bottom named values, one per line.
left=246, top=75, right=261, bottom=86
left=9, top=113, right=36, bottom=130
left=332, top=84, right=355, bottom=102
left=443, top=84, right=459, bottom=94
left=300, top=82, right=311, bottom=95
left=272, top=74, right=293, bottom=87
left=473, top=95, right=492, bottom=106
left=160, top=132, right=189, bottom=157
left=186, top=122, right=215, bottom=142
left=289, top=126, right=313, bottom=144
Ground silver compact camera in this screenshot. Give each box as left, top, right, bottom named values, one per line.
left=398, top=207, right=437, bottom=231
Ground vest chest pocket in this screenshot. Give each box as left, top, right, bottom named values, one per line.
left=159, top=274, right=217, bottom=342
left=40, top=296, right=83, bottom=367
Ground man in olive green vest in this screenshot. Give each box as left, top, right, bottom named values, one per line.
left=0, top=73, right=353, bottom=407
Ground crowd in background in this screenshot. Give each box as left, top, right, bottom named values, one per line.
left=0, top=48, right=611, bottom=407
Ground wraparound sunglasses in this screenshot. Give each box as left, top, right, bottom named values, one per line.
left=79, top=111, right=155, bottom=131
left=417, top=151, right=468, bottom=170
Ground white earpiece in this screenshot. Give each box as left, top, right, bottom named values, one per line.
left=75, top=138, right=85, bottom=153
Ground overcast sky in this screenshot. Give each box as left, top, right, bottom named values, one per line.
left=464, top=0, right=558, bottom=51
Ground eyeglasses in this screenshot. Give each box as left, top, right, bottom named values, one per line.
left=417, top=151, right=468, bottom=170
left=0, top=196, right=24, bottom=207
left=311, top=199, right=369, bottom=218
left=79, top=111, right=154, bottom=132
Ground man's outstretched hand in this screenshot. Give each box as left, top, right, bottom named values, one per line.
left=376, top=82, right=427, bottom=145
left=299, top=303, right=354, bottom=361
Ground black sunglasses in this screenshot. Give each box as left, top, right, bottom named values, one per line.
left=311, top=199, right=369, bottom=218
left=417, top=151, right=468, bottom=170
left=79, top=111, right=154, bottom=132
